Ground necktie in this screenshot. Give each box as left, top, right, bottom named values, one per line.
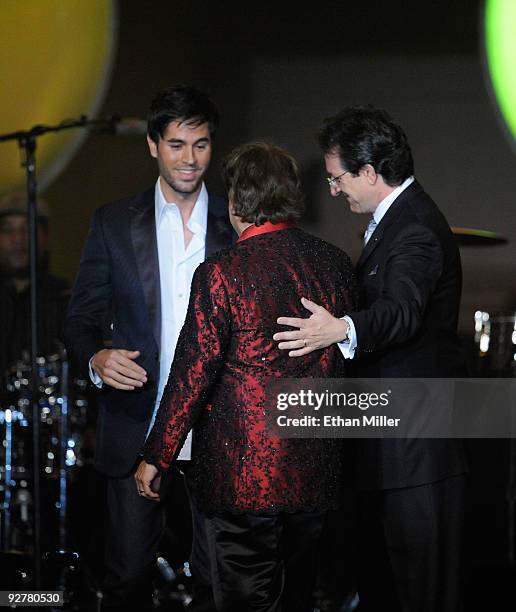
left=364, top=217, right=377, bottom=246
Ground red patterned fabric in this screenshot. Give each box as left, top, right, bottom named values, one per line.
left=144, top=227, right=356, bottom=513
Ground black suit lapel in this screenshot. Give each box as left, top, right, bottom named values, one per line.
left=129, top=188, right=161, bottom=351
left=356, top=224, right=385, bottom=271
left=206, top=195, right=235, bottom=256
left=128, top=191, right=232, bottom=353
left=356, top=180, right=421, bottom=271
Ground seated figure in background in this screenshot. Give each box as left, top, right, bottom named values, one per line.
left=0, top=192, right=69, bottom=375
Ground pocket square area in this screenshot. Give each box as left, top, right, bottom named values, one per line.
left=368, top=265, right=379, bottom=276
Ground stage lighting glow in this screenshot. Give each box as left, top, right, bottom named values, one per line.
left=0, top=1, right=117, bottom=194
left=485, top=0, right=516, bottom=144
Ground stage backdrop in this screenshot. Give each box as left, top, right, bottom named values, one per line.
left=28, top=0, right=516, bottom=336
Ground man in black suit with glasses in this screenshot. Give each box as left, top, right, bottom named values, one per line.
left=274, top=106, right=466, bottom=612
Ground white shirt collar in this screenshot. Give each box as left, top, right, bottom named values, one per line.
left=373, top=176, right=415, bottom=225
left=154, top=178, right=208, bottom=236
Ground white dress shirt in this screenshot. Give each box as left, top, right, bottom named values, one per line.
left=339, top=176, right=415, bottom=359
left=90, top=178, right=208, bottom=460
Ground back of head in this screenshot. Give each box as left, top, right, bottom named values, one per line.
left=318, top=106, right=414, bottom=186
left=221, top=142, right=305, bottom=225
left=147, top=84, right=219, bottom=144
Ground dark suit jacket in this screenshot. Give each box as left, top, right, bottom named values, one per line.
left=348, top=180, right=467, bottom=489
left=144, top=227, right=356, bottom=514
left=63, top=186, right=234, bottom=477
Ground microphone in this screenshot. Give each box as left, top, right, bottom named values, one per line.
left=102, top=115, right=148, bottom=136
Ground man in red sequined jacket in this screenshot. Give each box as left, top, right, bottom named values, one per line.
left=135, top=142, right=355, bottom=611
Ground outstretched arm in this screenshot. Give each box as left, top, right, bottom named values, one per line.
left=139, top=261, right=231, bottom=479
left=63, top=208, right=113, bottom=374
left=63, top=209, right=148, bottom=388
left=274, top=224, right=443, bottom=358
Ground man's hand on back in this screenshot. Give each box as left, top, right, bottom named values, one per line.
left=273, top=297, right=349, bottom=357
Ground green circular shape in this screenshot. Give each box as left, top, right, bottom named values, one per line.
left=485, top=0, right=516, bottom=144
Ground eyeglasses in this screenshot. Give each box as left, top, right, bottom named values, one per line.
left=326, top=170, right=351, bottom=188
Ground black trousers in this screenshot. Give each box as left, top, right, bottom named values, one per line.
left=356, top=474, right=465, bottom=612
left=102, top=469, right=216, bottom=612
left=200, top=508, right=325, bottom=612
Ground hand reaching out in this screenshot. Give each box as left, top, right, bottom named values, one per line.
left=91, top=349, right=147, bottom=390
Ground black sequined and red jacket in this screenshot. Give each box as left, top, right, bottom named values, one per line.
left=143, top=224, right=355, bottom=513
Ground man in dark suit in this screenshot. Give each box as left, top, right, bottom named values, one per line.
left=64, top=85, right=233, bottom=611
left=135, top=142, right=356, bottom=611
left=273, top=107, right=466, bottom=611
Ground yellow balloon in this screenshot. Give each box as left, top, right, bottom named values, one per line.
left=0, top=0, right=117, bottom=194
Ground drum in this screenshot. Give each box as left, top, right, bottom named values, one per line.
left=474, top=311, right=516, bottom=375
left=0, top=354, right=89, bottom=552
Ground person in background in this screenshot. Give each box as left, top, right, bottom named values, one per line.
left=0, top=192, right=69, bottom=374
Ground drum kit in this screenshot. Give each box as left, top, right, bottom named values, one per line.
left=474, top=310, right=516, bottom=376
left=0, top=352, right=195, bottom=608
left=452, top=227, right=516, bottom=576
left=453, top=227, right=515, bottom=377
left=0, top=351, right=91, bottom=590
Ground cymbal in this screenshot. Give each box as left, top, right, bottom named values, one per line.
left=451, top=227, right=508, bottom=247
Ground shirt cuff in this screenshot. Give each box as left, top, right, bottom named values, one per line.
left=89, top=357, right=103, bottom=388
left=337, top=315, right=357, bottom=359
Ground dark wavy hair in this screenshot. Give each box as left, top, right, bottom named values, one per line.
left=147, top=84, right=219, bottom=144
left=221, top=142, right=305, bottom=226
left=318, top=106, right=414, bottom=186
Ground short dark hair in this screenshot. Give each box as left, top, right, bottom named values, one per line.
left=221, top=142, right=305, bottom=226
left=318, top=106, right=414, bottom=186
left=147, top=84, right=219, bottom=144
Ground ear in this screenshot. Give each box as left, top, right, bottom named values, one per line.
left=361, top=163, right=378, bottom=185
left=147, top=135, right=158, bottom=159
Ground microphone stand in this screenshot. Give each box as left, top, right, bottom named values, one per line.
left=0, top=115, right=123, bottom=587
